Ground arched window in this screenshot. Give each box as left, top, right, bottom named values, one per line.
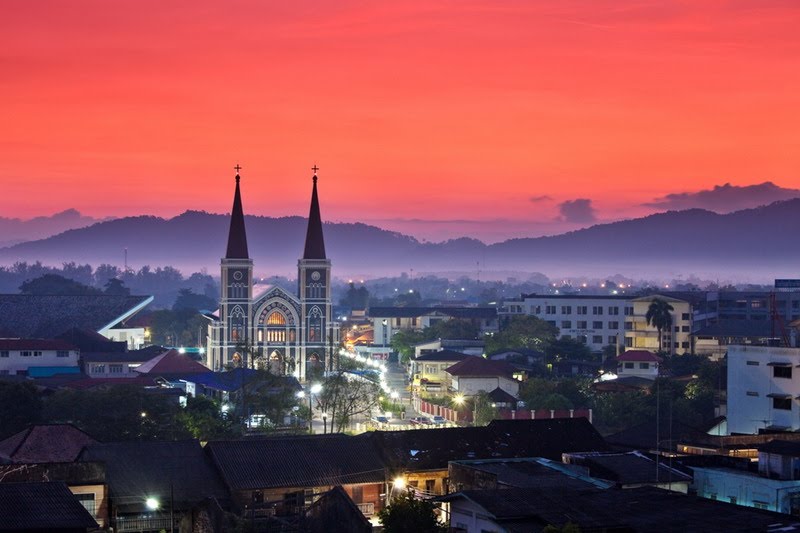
left=267, top=312, right=287, bottom=325
left=307, top=307, right=323, bottom=343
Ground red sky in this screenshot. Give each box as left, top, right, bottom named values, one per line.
left=2, top=0, right=800, bottom=242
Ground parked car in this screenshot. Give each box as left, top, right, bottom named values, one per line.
left=409, top=416, right=432, bottom=426
left=432, top=416, right=446, bottom=425
left=371, top=416, right=389, bottom=426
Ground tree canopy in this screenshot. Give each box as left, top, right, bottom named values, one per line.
left=485, top=315, right=558, bottom=354
left=378, top=490, right=447, bottom=533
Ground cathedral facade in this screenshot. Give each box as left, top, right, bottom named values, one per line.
left=206, top=168, right=339, bottom=381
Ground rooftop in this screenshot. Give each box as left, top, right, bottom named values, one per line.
left=414, top=349, right=472, bottom=362
left=0, top=482, right=98, bottom=530
left=0, top=338, right=77, bottom=351
left=446, top=356, right=516, bottom=378
left=134, top=348, right=211, bottom=376
left=369, top=306, right=497, bottom=319
left=0, top=424, right=96, bottom=463
left=0, top=294, right=152, bottom=338
left=617, top=350, right=663, bottom=363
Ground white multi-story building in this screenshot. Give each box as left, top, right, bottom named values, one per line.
left=0, top=339, right=79, bottom=376
left=727, top=345, right=800, bottom=434
left=370, top=307, right=498, bottom=346
left=500, top=293, right=699, bottom=355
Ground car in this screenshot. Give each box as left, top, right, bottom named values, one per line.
left=431, top=416, right=446, bottom=425
left=409, top=416, right=432, bottom=426
left=371, top=416, right=389, bottom=425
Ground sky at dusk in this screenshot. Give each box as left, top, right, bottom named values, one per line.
left=2, top=0, right=800, bottom=242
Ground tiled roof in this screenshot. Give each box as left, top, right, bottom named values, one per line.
left=487, top=387, right=518, bottom=403
left=369, top=418, right=608, bottom=471
left=369, top=306, right=497, bottom=319
left=0, top=481, right=98, bottom=529
left=414, top=349, right=472, bottom=362
left=212, top=435, right=383, bottom=489
left=56, top=327, right=126, bottom=352
left=134, top=349, right=211, bottom=376
left=605, top=419, right=707, bottom=451
left=617, top=350, right=662, bottom=362
left=182, top=369, right=301, bottom=393
left=758, top=440, right=800, bottom=457
left=81, top=345, right=164, bottom=363
left=79, top=440, right=229, bottom=512
left=206, top=434, right=386, bottom=490
left=566, top=451, right=692, bottom=486
left=0, top=294, right=152, bottom=338
left=446, top=356, right=515, bottom=377
left=0, top=338, right=77, bottom=351
left=0, top=424, right=96, bottom=463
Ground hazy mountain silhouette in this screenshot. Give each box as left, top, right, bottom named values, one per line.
left=1, top=200, right=800, bottom=280
left=0, top=209, right=110, bottom=247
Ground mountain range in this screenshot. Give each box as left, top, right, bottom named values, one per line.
left=1, top=200, right=799, bottom=281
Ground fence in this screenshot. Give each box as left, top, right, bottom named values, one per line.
left=416, top=398, right=591, bottom=424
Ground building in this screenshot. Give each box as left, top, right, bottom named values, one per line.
left=0, top=424, right=96, bottom=464
left=414, top=339, right=485, bottom=358
left=445, top=356, right=520, bottom=397
left=81, top=347, right=162, bottom=378
left=0, top=338, right=79, bottom=377
left=562, top=451, right=691, bottom=493
left=0, top=294, right=153, bottom=348
left=727, top=345, right=800, bottom=434
left=411, top=349, right=471, bottom=392
left=615, top=350, right=662, bottom=380
left=370, top=306, right=497, bottom=346
left=439, top=485, right=800, bottom=533
left=625, top=295, right=694, bottom=355
left=693, top=321, right=787, bottom=359
left=0, top=482, right=98, bottom=533
left=207, top=169, right=339, bottom=381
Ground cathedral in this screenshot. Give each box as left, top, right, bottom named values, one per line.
left=206, top=167, right=339, bottom=381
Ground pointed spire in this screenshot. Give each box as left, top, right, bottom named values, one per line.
left=225, top=166, right=249, bottom=259
left=303, top=167, right=327, bottom=260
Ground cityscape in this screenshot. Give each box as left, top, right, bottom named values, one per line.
left=2, top=1, right=800, bottom=532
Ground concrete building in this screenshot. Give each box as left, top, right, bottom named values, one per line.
left=727, top=345, right=800, bottom=434
left=615, top=350, right=662, bottom=380
left=0, top=338, right=79, bottom=376
left=370, top=307, right=497, bottom=346
left=624, top=295, right=693, bottom=355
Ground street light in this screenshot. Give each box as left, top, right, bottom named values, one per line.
left=146, top=497, right=159, bottom=510
left=307, top=383, right=322, bottom=433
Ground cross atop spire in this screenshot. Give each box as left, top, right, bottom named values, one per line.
left=311, top=164, right=319, bottom=174
left=234, top=164, right=242, bottom=182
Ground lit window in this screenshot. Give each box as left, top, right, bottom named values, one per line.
left=267, top=312, right=286, bottom=325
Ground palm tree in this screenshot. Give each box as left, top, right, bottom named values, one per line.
left=646, top=298, right=674, bottom=353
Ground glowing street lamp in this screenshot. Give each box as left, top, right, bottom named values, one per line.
left=146, top=497, right=159, bottom=510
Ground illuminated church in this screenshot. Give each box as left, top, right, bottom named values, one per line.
left=206, top=166, right=338, bottom=381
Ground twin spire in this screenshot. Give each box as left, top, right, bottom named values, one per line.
left=224, top=164, right=326, bottom=260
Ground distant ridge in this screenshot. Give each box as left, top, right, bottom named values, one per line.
left=2, top=199, right=800, bottom=279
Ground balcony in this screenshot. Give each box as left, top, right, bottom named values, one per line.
left=116, top=515, right=175, bottom=532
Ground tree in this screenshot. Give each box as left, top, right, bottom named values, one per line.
left=317, top=371, right=380, bottom=433
left=545, top=337, right=594, bottom=362
left=339, top=282, right=370, bottom=310
left=391, top=330, right=427, bottom=365
left=103, top=277, right=130, bottom=296
left=645, top=299, right=674, bottom=353
left=471, top=391, right=499, bottom=426
left=426, top=319, right=479, bottom=340
left=173, top=288, right=217, bottom=311
left=19, top=274, right=100, bottom=295
left=0, top=382, right=42, bottom=437
left=378, top=490, right=447, bottom=533
left=179, top=395, right=241, bottom=440
left=486, top=315, right=558, bottom=354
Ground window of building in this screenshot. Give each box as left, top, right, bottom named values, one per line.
left=608, top=336, right=617, bottom=344
left=74, top=493, right=96, bottom=516
left=577, top=321, right=587, bottom=329
left=547, top=321, right=556, bottom=327
left=624, top=362, right=634, bottom=369
left=624, top=322, right=633, bottom=330
left=773, top=397, right=792, bottom=410
left=752, top=300, right=765, bottom=309
left=593, top=335, right=603, bottom=344
left=109, top=364, right=123, bottom=374
left=577, top=306, right=587, bottom=315
left=92, top=364, right=105, bottom=374
left=0, top=370, right=8, bottom=375
left=0, top=351, right=7, bottom=358
left=592, top=306, right=603, bottom=315
left=609, top=306, right=619, bottom=315
left=56, top=350, right=69, bottom=357
left=257, top=329, right=264, bottom=342
left=625, top=337, right=633, bottom=347
left=577, top=335, right=587, bottom=344
left=682, top=326, right=690, bottom=332
left=624, top=306, right=634, bottom=316
left=674, top=326, right=680, bottom=333
left=746, top=391, right=759, bottom=396
left=351, top=485, right=364, bottom=502
left=593, top=321, right=603, bottom=329
left=425, top=479, right=436, bottom=493
left=639, top=363, right=650, bottom=369
left=746, top=361, right=760, bottom=366
left=608, top=321, right=619, bottom=329
left=267, top=312, right=286, bottom=325
left=681, top=342, right=690, bottom=349
left=21, top=351, right=31, bottom=357
left=546, top=306, right=556, bottom=315
left=774, top=366, right=793, bottom=379
left=753, top=501, right=769, bottom=510
left=682, top=313, right=690, bottom=320
left=561, top=321, right=572, bottom=329
left=395, top=317, right=401, bottom=327
left=561, top=306, right=572, bottom=314
left=33, top=351, right=42, bottom=357
left=411, top=317, right=417, bottom=327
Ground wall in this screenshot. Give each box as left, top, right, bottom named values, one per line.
left=0, top=348, right=79, bottom=375
left=692, top=466, right=800, bottom=514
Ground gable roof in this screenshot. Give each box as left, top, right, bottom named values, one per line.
left=0, top=294, right=153, bottom=338
left=446, top=356, right=515, bottom=378
left=183, top=369, right=302, bottom=393
left=79, top=440, right=229, bottom=512
left=565, top=451, right=692, bottom=486
left=81, top=345, right=166, bottom=363
left=0, top=482, right=98, bottom=530
left=0, top=338, right=77, bottom=351
left=369, top=418, right=608, bottom=472
left=134, top=349, right=210, bottom=376
left=617, top=350, right=663, bottom=363
left=487, top=387, right=518, bottom=403
left=206, top=434, right=386, bottom=490
left=0, top=424, right=97, bottom=463
left=414, top=349, right=472, bottom=362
